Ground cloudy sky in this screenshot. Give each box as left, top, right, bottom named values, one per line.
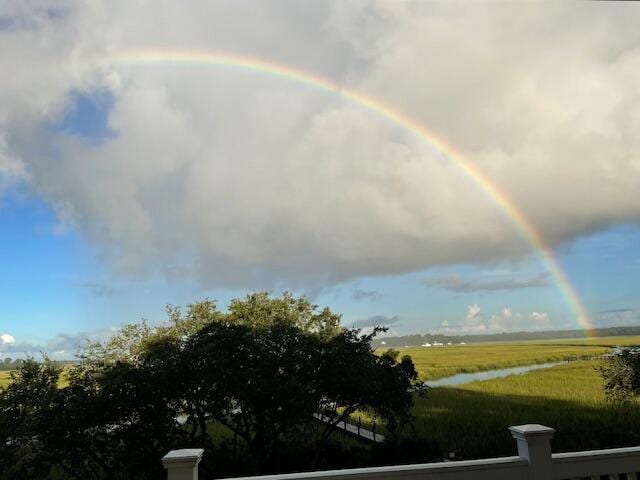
left=1, top=1, right=640, bottom=358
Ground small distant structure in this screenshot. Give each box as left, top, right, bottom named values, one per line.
left=433, top=341, right=444, bottom=347
left=380, top=341, right=386, bottom=346
left=447, top=342, right=452, bottom=345
left=460, top=342, right=467, bottom=345
left=421, top=342, right=432, bottom=347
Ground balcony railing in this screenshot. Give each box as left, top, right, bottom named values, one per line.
left=162, top=424, right=640, bottom=480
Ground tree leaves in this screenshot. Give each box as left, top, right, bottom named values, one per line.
left=0, top=292, right=419, bottom=478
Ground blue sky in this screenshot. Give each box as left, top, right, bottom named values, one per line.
left=1, top=1, right=640, bottom=357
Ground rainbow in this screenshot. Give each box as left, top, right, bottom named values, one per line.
left=115, top=49, right=592, bottom=332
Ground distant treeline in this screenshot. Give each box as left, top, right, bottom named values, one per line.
left=0, top=359, right=24, bottom=371
left=372, top=326, right=640, bottom=348
left=0, top=358, right=74, bottom=371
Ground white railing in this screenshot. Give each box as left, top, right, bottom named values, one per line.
left=553, top=447, right=640, bottom=479
left=162, top=424, right=640, bottom=480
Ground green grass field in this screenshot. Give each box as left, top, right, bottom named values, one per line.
left=392, top=335, right=640, bottom=380
left=0, top=371, right=11, bottom=388
left=386, top=360, right=640, bottom=459
left=0, top=369, right=70, bottom=389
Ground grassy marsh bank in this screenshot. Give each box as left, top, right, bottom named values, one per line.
left=393, top=336, right=640, bottom=380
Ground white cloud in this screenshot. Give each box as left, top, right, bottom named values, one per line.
left=448, top=304, right=487, bottom=334
left=1, top=2, right=640, bottom=290
left=495, top=309, right=549, bottom=331
left=440, top=306, right=553, bottom=334
left=466, top=304, right=481, bottom=321
left=488, top=308, right=522, bottom=331
left=0, top=329, right=112, bottom=359
left=531, top=312, right=552, bottom=329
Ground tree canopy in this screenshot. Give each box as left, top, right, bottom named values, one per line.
left=598, top=348, right=640, bottom=404
left=0, top=292, right=421, bottom=479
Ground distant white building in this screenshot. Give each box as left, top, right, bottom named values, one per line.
left=421, top=342, right=432, bottom=347
left=433, top=341, right=444, bottom=346
left=380, top=341, right=386, bottom=345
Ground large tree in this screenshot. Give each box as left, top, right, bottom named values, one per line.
left=598, top=348, right=640, bottom=404
left=0, top=293, right=421, bottom=478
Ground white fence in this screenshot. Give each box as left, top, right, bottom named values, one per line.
left=162, top=424, right=640, bottom=480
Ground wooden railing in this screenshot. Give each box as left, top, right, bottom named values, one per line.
left=162, top=424, right=640, bottom=480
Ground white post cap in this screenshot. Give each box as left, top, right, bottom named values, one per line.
left=509, top=424, right=555, bottom=440
left=162, top=449, right=204, bottom=480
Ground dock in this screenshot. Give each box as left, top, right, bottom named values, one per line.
left=313, top=413, right=385, bottom=443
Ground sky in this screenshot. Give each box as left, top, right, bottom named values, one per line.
left=1, top=1, right=640, bottom=358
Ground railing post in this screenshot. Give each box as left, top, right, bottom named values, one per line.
left=509, top=424, right=555, bottom=480
left=162, top=449, right=204, bottom=480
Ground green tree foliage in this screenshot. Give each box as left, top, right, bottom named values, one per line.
left=226, top=292, right=342, bottom=339
left=597, top=348, right=640, bottom=404
left=0, top=357, right=188, bottom=479
left=0, top=293, right=420, bottom=479
left=0, top=360, right=62, bottom=478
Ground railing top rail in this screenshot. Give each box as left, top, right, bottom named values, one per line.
left=214, top=457, right=526, bottom=480
left=552, top=445, right=640, bottom=479
left=553, top=445, right=640, bottom=461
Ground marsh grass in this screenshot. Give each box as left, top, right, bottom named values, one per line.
left=0, top=369, right=69, bottom=389
left=390, top=361, right=640, bottom=459
left=393, top=336, right=640, bottom=380
left=0, top=371, right=10, bottom=389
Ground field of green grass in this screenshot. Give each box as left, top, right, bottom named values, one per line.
left=393, top=335, right=640, bottom=380
left=0, top=369, right=70, bottom=389
left=0, top=371, right=11, bottom=388
left=386, top=360, right=640, bottom=459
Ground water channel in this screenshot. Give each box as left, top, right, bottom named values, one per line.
left=427, top=361, right=564, bottom=387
